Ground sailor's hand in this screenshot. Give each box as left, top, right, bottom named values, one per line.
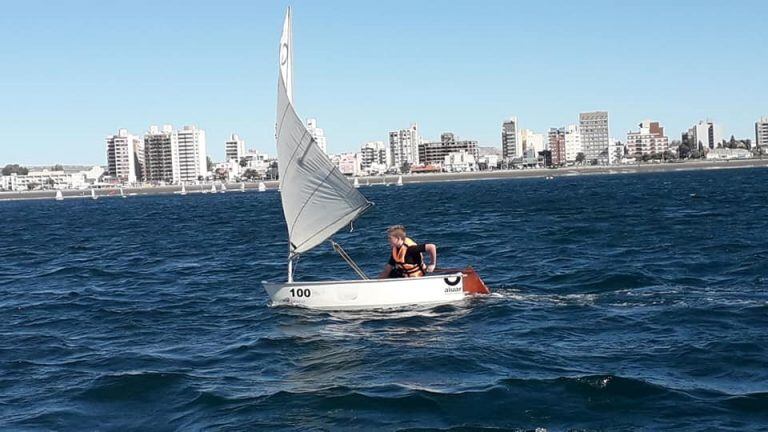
left=427, top=264, right=436, bottom=273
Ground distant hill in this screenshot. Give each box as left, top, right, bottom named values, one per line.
left=478, top=146, right=501, bottom=156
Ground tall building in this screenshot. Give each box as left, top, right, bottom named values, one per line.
left=579, top=111, right=610, bottom=162
left=360, top=141, right=389, bottom=170
left=306, top=118, right=327, bottom=154
left=755, top=117, right=768, bottom=149
left=389, top=123, right=420, bottom=169
left=501, top=117, right=520, bottom=160
left=225, top=133, right=246, bottom=162
left=177, top=125, right=207, bottom=183
left=626, top=120, right=669, bottom=157
left=418, top=132, right=479, bottom=166
left=520, top=129, right=546, bottom=154
left=547, top=128, right=566, bottom=166
left=564, top=124, right=582, bottom=163
left=106, top=128, right=145, bottom=183
left=144, top=125, right=179, bottom=184
left=687, top=120, right=723, bottom=152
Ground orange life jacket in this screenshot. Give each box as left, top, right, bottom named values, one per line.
left=391, top=237, right=426, bottom=278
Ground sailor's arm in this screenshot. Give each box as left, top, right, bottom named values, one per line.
left=379, top=264, right=393, bottom=279
left=425, top=243, right=437, bottom=273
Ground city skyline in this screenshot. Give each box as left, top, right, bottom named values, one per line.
left=1, top=0, right=766, bottom=165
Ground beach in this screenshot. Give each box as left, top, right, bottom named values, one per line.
left=1, top=158, right=767, bottom=201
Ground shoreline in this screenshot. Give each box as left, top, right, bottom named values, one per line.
left=2, top=158, right=767, bottom=202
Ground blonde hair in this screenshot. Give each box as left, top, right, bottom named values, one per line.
left=387, top=225, right=407, bottom=240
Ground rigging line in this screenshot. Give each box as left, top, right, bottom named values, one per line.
left=330, top=240, right=369, bottom=280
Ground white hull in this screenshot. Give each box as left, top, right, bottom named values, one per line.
left=263, top=273, right=466, bottom=310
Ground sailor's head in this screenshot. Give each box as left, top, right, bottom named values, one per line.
left=387, top=225, right=406, bottom=248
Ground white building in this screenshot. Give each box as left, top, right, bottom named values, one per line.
left=755, top=117, right=768, bottom=149
left=106, top=129, right=144, bottom=184
left=443, top=151, right=477, bottom=172
left=608, top=138, right=625, bottom=165
left=360, top=141, right=390, bottom=174
left=225, top=133, right=246, bottom=162
left=306, top=118, right=327, bottom=154
left=331, top=152, right=361, bottom=176
left=706, top=148, right=751, bottom=160
left=478, top=154, right=500, bottom=170
left=1, top=167, right=103, bottom=191
left=580, top=111, right=610, bottom=162
left=520, top=129, right=546, bottom=154
left=626, top=120, right=669, bottom=158
left=501, top=117, right=520, bottom=160
left=687, top=120, right=723, bottom=152
left=177, top=125, right=207, bottom=183
left=564, top=124, right=582, bottom=163
left=389, top=123, right=420, bottom=169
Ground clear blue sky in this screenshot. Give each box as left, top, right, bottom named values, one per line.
left=1, top=0, right=766, bottom=165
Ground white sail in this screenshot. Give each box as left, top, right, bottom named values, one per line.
left=353, top=178, right=360, bottom=188
left=181, top=183, right=187, bottom=195
left=241, top=183, right=246, bottom=192
left=276, top=8, right=371, bottom=257
left=258, top=181, right=266, bottom=192
left=210, top=184, right=216, bottom=193
left=396, top=175, right=403, bottom=186
left=91, top=188, right=97, bottom=200
left=55, top=190, right=63, bottom=201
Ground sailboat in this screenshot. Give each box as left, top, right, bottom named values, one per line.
left=210, top=184, right=216, bottom=194
left=262, top=8, right=489, bottom=310
left=258, top=181, right=266, bottom=192
left=179, top=183, right=187, bottom=195
left=91, top=188, right=98, bottom=200
left=120, top=187, right=127, bottom=198
left=396, top=175, right=403, bottom=186
left=55, top=190, right=64, bottom=201
left=220, top=183, right=227, bottom=193
left=241, top=183, right=246, bottom=192
left=353, top=177, right=360, bottom=188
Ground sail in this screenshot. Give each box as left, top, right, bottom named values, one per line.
left=276, top=8, right=371, bottom=256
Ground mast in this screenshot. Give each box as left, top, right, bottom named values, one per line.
left=276, top=7, right=372, bottom=282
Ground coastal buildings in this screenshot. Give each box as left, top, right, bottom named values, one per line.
left=579, top=111, right=610, bottom=163
left=306, top=118, right=327, bottom=154
left=608, top=139, right=624, bottom=165
left=501, top=117, right=520, bottom=160
left=389, top=123, right=420, bottom=169
left=330, top=153, right=360, bottom=176
left=106, top=128, right=145, bottom=184
left=225, top=133, right=246, bottom=162
left=359, top=141, right=389, bottom=174
left=443, top=151, right=477, bottom=172
left=1, top=166, right=104, bottom=191
left=418, top=132, right=479, bottom=166
left=176, top=125, right=207, bottom=183
left=564, top=124, right=582, bottom=163
left=686, top=120, right=723, bottom=152
left=756, top=117, right=768, bottom=149
left=547, top=128, right=567, bottom=166
left=625, top=120, right=669, bottom=158
left=706, top=148, right=751, bottom=160
left=144, top=125, right=179, bottom=184
left=520, top=129, right=546, bottom=155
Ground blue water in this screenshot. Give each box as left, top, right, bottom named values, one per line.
left=1, top=168, right=767, bottom=431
